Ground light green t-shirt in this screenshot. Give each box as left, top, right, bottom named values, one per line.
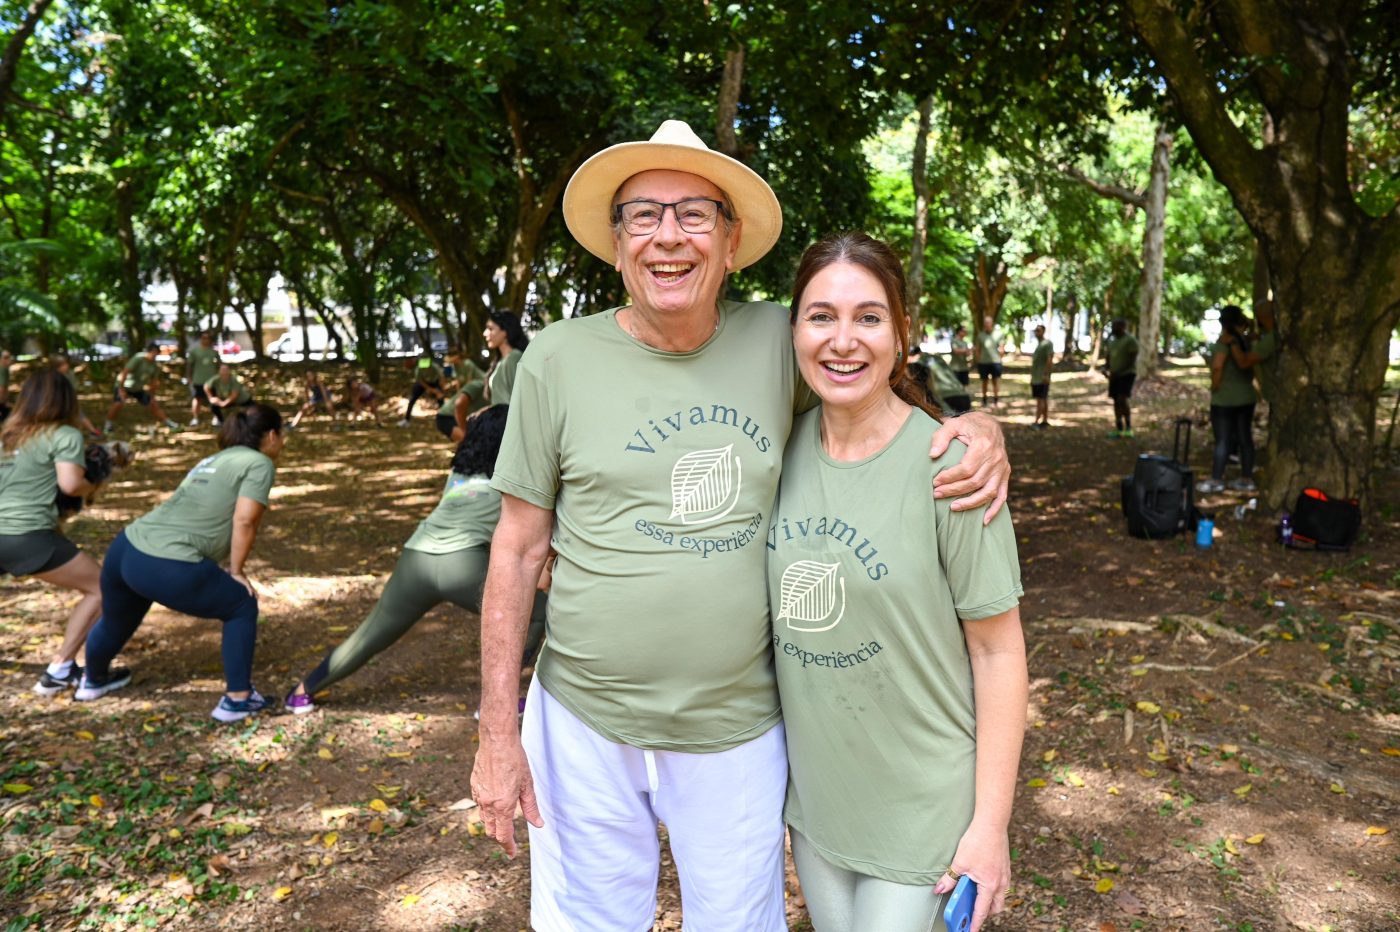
left=120, top=355, right=158, bottom=391
left=491, top=300, right=803, bottom=752
left=1253, top=330, right=1278, bottom=403
left=769, top=407, right=1022, bottom=884
left=450, top=379, right=487, bottom=417
left=949, top=337, right=970, bottom=373
left=204, top=374, right=250, bottom=404
left=404, top=472, right=500, bottom=554
left=1106, top=333, right=1139, bottom=376
left=416, top=363, right=444, bottom=386
left=0, top=424, right=85, bottom=534
left=1030, top=338, right=1052, bottom=385
left=927, top=356, right=968, bottom=403
left=125, top=445, right=275, bottom=563
left=1209, top=340, right=1258, bottom=407
left=975, top=330, right=1001, bottom=365
left=188, top=345, right=221, bottom=386
left=487, top=349, right=523, bottom=407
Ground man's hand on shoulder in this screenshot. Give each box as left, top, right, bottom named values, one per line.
left=930, top=411, right=1010, bottom=523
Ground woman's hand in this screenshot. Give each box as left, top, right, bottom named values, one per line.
left=230, top=571, right=256, bottom=597
left=932, top=820, right=1012, bottom=932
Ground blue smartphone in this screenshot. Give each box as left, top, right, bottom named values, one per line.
left=943, top=874, right=977, bottom=932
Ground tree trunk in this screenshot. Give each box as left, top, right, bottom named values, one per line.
left=1061, top=292, right=1078, bottom=361
left=1135, top=125, right=1171, bottom=378
left=967, top=251, right=1010, bottom=331
left=907, top=95, right=934, bottom=347
left=716, top=47, right=746, bottom=159
left=113, top=168, right=146, bottom=348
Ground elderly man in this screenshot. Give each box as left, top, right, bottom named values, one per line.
left=471, top=120, right=1010, bottom=930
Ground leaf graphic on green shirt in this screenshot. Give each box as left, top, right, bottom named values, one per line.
left=669, top=445, right=741, bottom=524
left=779, top=560, right=846, bottom=632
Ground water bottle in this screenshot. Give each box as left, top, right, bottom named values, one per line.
left=1280, top=512, right=1293, bottom=547
left=1196, top=515, right=1214, bottom=548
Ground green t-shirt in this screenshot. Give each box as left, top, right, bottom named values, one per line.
left=487, top=349, right=523, bottom=407
left=1106, top=333, right=1140, bottom=376
left=491, top=300, right=802, bottom=752
left=416, top=363, right=444, bottom=387
left=125, top=445, right=275, bottom=563
left=204, top=374, right=250, bottom=404
left=975, top=330, right=1001, bottom=365
left=949, top=337, right=970, bottom=373
left=927, top=356, right=968, bottom=403
left=188, top=345, right=221, bottom=386
left=120, top=355, right=158, bottom=391
left=1209, top=340, right=1257, bottom=407
left=404, top=472, right=500, bottom=554
left=1253, top=330, right=1278, bottom=403
left=0, top=424, right=85, bottom=534
left=451, top=379, right=487, bottom=417
left=1030, top=338, right=1052, bottom=385
left=769, top=407, right=1023, bottom=884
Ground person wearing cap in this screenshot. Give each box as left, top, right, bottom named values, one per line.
left=104, top=343, right=178, bottom=433
left=470, top=119, right=1011, bottom=930
left=398, top=355, right=446, bottom=427
left=1029, top=323, right=1052, bottom=429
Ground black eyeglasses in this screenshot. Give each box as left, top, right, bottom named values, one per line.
left=611, top=198, right=732, bottom=235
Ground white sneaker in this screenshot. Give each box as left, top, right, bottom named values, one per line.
left=1196, top=478, right=1225, bottom=494
left=188, top=417, right=200, bottom=426
left=396, top=419, right=410, bottom=428
left=1227, top=478, right=1258, bottom=492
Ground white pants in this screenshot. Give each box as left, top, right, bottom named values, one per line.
left=522, top=677, right=788, bottom=932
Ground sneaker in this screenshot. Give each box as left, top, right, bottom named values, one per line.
left=1195, top=478, right=1225, bottom=494
left=212, top=689, right=268, bottom=723
left=188, top=417, right=200, bottom=427
left=34, top=664, right=83, bottom=696
left=74, top=667, right=133, bottom=702
left=103, top=421, right=115, bottom=434
left=1227, top=478, right=1258, bottom=492
left=284, top=689, right=316, bottom=715
left=1120, top=428, right=1134, bottom=438
left=396, top=418, right=411, bottom=428
left=1106, top=429, right=1123, bottom=438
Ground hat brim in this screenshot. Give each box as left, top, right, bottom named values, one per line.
left=563, top=141, right=782, bottom=271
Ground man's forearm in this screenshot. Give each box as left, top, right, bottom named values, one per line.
left=478, top=552, right=546, bottom=739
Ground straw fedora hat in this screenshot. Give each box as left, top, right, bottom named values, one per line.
left=562, top=120, right=782, bottom=270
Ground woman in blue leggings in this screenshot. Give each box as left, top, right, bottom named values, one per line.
left=78, top=403, right=284, bottom=722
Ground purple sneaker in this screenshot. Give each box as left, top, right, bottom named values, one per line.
left=284, top=689, right=316, bottom=715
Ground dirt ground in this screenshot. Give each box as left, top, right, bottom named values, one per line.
left=2, top=356, right=1397, bottom=931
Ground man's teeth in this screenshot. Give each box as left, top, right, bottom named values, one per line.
left=650, top=264, right=692, bottom=273
left=826, top=362, right=864, bottom=373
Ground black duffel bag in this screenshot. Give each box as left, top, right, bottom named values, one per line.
left=1291, top=487, right=1362, bottom=551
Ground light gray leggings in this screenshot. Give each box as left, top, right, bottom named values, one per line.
left=791, top=830, right=948, bottom=932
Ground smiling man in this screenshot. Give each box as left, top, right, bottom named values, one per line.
left=469, top=120, right=1011, bottom=931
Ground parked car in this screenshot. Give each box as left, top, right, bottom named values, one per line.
left=80, top=342, right=126, bottom=361
left=215, top=339, right=242, bottom=356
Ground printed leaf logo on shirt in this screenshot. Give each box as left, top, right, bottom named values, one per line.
left=778, top=560, right=846, bottom=632
left=669, top=444, right=742, bottom=526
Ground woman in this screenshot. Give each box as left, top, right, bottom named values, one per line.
left=289, top=369, right=336, bottom=430
left=1197, top=304, right=1258, bottom=494
left=482, top=311, right=528, bottom=406
left=770, top=233, right=1026, bottom=931
left=77, top=403, right=284, bottom=722
left=344, top=375, right=382, bottom=426
left=205, top=364, right=254, bottom=424
left=0, top=369, right=105, bottom=695
left=284, top=405, right=545, bottom=712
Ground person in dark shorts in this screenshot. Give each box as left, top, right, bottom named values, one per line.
left=78, top=403, right=285, bottom=721
left=104, top=343, right=178, bottom=434
left=289, top=370, right=337, bottom=430
left=437, top=369, right=487, bottom=441
left=1029, top=324, right=1052, bottom=429
left=949, top=325, right=972, bottom=386
left=205, top=364, right=254, bottom=424
left=284, top=405, right=545, bottom=713
left=399, top=356, right=446, bottom=426
left=0, top=369, right=108, bottom=695
left=186, top=332, right=222, bottom=427
left=1104, top=318, right=1140, bottom=438
left=974, top=316, right=1003, bottom=407
left=344, top=375, right=383, bottom=426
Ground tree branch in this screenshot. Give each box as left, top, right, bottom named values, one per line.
left=1058, top=162, right=1147, bottom=208
left=0, top=0, right=57, bottom=126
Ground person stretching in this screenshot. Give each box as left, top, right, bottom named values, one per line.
left=0, top=369, right=107, bottom=695
left=77, top=404, right=285, bottom=722
left=288, top=370, right=336, bottom=430
left=104, top=343, right=178, bottom=433
left=205, top=364, right=253, bottom=424
left=285, top=405, right=544, bottom=712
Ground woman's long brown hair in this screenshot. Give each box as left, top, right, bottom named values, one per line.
left=0, top=368, right=81, bottom=452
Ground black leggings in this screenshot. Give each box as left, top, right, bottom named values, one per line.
left=1210, top=403, right=1255, bottom=480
